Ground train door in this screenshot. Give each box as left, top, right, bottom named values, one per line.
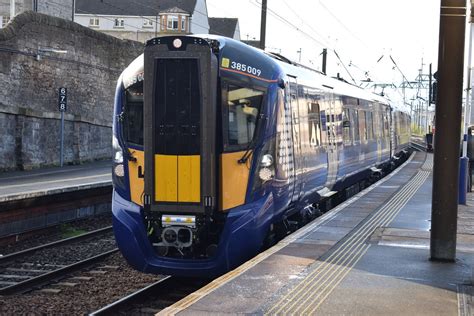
left=143, top=40, right=217, bottom=215
left=325, top=94, right=338, bottom=187
left=390, top=108, right=396, bottom=157
left=287, top=76, right=302, bottom=203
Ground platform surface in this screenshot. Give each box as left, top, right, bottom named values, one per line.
left=0, top=160, right=112, bottom=202
left=161, top=152, right=474, bottom=315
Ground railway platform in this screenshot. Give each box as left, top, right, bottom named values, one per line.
left=0, top=160, right=111, bottom=203
left=0, top=161, right=112, bottom=240
left=161, top=151, right=474, bottom=315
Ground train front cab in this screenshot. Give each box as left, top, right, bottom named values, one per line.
left=112, top=36, right=282, bottom=277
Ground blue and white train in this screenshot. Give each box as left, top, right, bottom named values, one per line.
left=111, top=35, right=411, bottom=277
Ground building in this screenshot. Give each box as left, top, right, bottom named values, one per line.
left=208, top=17, right=240, bottom=40
left=0, top=0, right=74, bottom=27
left=74, top=0, right=210, bottom=43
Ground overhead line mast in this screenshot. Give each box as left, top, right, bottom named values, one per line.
left=260, top=0, right=267, bottom=50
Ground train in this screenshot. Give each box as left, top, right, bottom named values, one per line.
left=111, top=35, right=411, bottom=277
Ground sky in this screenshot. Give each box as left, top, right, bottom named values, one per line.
left=207, top=0, right=442, bottom=105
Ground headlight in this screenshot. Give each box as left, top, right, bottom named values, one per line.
left=259, top=166, right=274, bottom=182
left=114, top=164, right=125, bottom=177
left=112, top=134, right=127, bottom=193
left=260, top=154, right=274, bottom=168
left=251, top=137, right=276, bottom=195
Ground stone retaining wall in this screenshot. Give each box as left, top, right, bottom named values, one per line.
left=0, top=11, right=143, bottom=170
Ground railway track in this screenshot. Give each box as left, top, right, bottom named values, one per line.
left=90, top=276, right=209, bottom=315
left=0, top=226, right=117, bottom=295
left=410, top=140, right=426, bottom=152
left=90, top=153, right=417, bottom=315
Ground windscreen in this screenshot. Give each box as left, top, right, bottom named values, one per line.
left=124, top=81, right=143, bottom=146
left=222, top=83, right=264, bottom=151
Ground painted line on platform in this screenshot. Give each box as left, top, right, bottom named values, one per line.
left=0, top=173, right=111, bottom=190
left=0, top=180, right=112, bottom=203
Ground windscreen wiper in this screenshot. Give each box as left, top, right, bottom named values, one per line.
left=238, top=139, right=255, bottom=164
left=117, top=111, right=137, bottom=162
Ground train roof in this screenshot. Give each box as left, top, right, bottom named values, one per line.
left=121, top=35, right=392, bottom=108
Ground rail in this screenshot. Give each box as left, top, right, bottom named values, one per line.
left=0, top=226, right=116, bottom=295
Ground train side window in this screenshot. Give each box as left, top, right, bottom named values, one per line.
left=359, top=110, right=367, bottom=142
left=222, top=83, right=264, bottom=151
left=343, top=108, right=352, bottom=145
left=384, top=110, right=390, bottom=137
left=351, top=109, right=360, bottom=142
left=365, top=111, right=374, bottom=140
left=124, top=81, right=144, bottom=146
left=308, top=102, right=321, bottom=147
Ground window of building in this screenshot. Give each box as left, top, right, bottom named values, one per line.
left=0, top=16, right=10, bottom=28
left=181, top=17, right=186, bottom=31
left=114, top=18, right=125, bottom=28
left=143, top=18, right=153, bottom=28
left=89, top=18, right=99, bottom=27
left=167, top=15, right=179, bottom=30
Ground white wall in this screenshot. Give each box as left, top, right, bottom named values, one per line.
left=233, top=20, right=240, bottom=40
left=191, top=0, right=209, bottom=34
left=75, top=14, right=160, bottom=33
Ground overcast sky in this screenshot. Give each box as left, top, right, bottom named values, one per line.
left=207, top=0, right=442, bottom=91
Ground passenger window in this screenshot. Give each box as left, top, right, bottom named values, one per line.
left=352, top=109, right=360, bottom=142
left=365, top=111, right=374, bottom=140
left=343, top=108, right=352, bottom=145
left=308, top=102, right=322, bottom=147
left=359, top=110, right=367, bottom=142
left=223, top=84, right=264, bottom=150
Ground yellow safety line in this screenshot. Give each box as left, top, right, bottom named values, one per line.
left=269, top=163, right=431, bottom=314
left=157, top=153, right=418, bottom=315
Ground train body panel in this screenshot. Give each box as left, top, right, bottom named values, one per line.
left=111, top=35, right=411, bottom=277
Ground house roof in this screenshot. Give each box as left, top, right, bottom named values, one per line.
left=75, top=0, right=197, bottom=16
left=208, top=17, right=238, bottom=38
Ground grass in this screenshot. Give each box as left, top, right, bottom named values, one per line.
left=60, top=224, right=88, bottom=238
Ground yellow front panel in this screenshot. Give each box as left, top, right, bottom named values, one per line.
left=155, top=155, right=178, bottom=202
left=128, top=149, right=145, bottom=206
left=177, top=155, right=201, bottom=202
left=220, top=151, right=252, bottom=211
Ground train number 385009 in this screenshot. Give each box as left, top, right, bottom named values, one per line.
left=231, top=61, right=262, bottom=77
